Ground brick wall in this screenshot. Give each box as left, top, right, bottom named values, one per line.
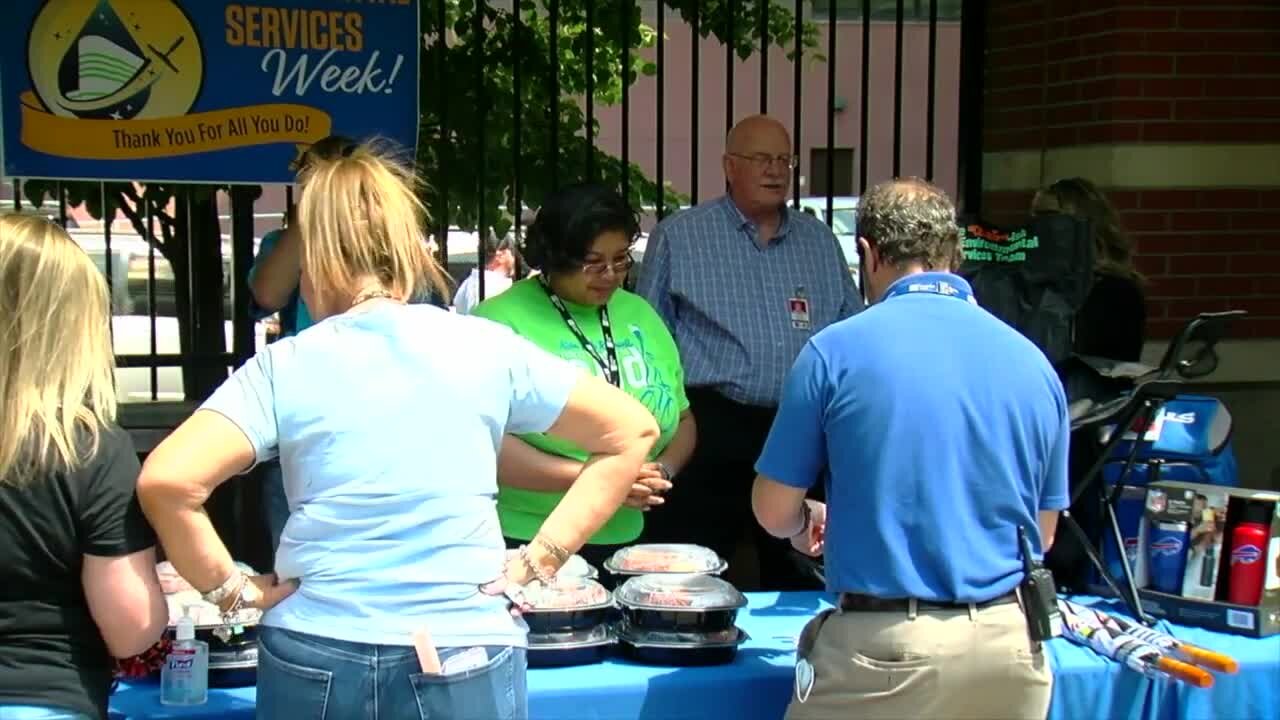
left=982, top=1, right=1280, bottom=340
left=985, top=1, right=1280, bottom=151
left=1111, top=188, right=1280, bottom=338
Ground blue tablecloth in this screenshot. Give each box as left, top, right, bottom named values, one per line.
left=108, top=592, right=1278, bottom=720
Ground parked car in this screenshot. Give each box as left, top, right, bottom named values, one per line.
left=797, top=196, right=860, bottom=287
left=70, top=230, right=262, bottom=403
left=112, top=316, right=267, bottom=403
left=69, top=229, right=245, bottom=319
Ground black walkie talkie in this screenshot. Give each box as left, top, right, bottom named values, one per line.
left=1018, top=526, right=1062, bottom=642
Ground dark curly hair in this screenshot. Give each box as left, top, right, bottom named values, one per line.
left=855, top=177, right=959, bottom=270
left=1032, top=176, right=1142, bottom=284
left=521, top=184, right=640, bottom=274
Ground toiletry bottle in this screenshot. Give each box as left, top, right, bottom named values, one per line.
left=160, top=608, right=208, bottom=705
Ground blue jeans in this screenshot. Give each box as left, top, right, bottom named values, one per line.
left=0, top=707, right=92, bottom=720
left=256, top=626, right=527, bottom=720
left=261, top=460, right=289, bottom=557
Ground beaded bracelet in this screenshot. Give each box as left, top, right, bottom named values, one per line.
left=519, top=544, right=557, bottom=585
left=213, top=573, right=251, bottom=643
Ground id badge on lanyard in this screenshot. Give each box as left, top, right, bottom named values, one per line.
left=789, top=285, right=811, bottom=330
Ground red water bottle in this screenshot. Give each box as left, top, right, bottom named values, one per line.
left=1226, top=502, right=1272, bottom=606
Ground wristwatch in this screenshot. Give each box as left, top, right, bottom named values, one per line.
left=791, top=501, right=813, bottom=539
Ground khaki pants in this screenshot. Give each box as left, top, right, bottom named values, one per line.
left=786, top=600, right=1052, bottom=720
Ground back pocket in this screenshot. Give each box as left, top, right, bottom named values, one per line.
left=409, top=646, right=518, bottom=720
left=845, top=650, right=938, bottom=699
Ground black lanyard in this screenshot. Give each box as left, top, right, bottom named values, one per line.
left=539, top=279, right=621, bottom=387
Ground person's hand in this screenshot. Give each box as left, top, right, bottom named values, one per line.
left=479, top=556, right=534, bottom=617
left=237, top=573, right=299, bottom=613
left=790, top=500, right=827, bottom=557
left=624, top=464, right=672, bottom=511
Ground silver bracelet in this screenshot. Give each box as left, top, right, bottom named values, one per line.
left=200, top=570, right=243, bottom=606
left=519, top=545, right=557, bottom=585
left=213, top=573, right=251, bottom=643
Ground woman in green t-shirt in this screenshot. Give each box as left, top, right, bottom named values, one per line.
left=473, top=184, right=697, bottom=568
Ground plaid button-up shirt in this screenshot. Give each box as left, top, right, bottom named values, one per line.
left=636, top=195, right=863, bottom=407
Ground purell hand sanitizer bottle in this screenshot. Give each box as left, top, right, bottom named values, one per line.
left=161, top=607, right=208, bottom=705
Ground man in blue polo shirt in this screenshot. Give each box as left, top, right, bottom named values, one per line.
left=752, top=178, right=1069, bottom=720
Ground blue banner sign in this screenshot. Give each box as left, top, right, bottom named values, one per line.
left=0, top=0, right=419, bottom=184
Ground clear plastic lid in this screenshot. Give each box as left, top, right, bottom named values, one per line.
left=603, top=544, right=727, bottom=575
left=165, top=592, right=262, bottom=628
left=613, top=573, right=747, bottom=611
left=558, top=553, right=599, bottom=580
left=157, top=560, right=258, bottom=596
left=617, top=624, right=744, bottom=648
left=522, top=577, right=613, bottom=610
left=528, top=624, right=614, bottom=648
left=505, top=550, right=599, bottom=581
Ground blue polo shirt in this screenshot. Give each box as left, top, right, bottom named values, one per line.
left=755, top=272, right=1070, bottom=602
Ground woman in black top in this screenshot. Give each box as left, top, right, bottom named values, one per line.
left=0, top=215, right=168, bottom=720
left=1032, top=177, right=1147, bottom=361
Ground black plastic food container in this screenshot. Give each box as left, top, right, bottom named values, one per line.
left=527, top=626, right=615, bottom=668
left=613, top=574, right=747, bottom=634
left=521, top=577, right=617, bottom=634
left=523, top=603, right=617, bottom=634
left=616, top=628, right=746, bottom=667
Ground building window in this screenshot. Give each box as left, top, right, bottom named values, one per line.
left=812, top=0, right=963, bottom=22
left=808, top=148, right=856, bottom=198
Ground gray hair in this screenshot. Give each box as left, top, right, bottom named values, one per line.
left=855, top=178, right=959, bottom=270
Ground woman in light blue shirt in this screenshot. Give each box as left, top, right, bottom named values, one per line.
left=137, top=142, right=659, bottom=720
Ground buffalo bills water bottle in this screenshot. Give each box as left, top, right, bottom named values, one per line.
left=1227, top=502, right=1271, bottom=606
left=1103, top=487, right=1147, bottom=585
left=1148, top=520, right=1190, bottom=594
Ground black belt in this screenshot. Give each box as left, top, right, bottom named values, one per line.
left=838, top=591, right=1018, bottom=613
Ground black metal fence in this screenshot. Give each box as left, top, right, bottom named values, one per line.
left=2, top=0, right=984, bottom=408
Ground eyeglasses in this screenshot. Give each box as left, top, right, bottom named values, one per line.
left=581, top=255, right=635, bottom=277
left=729, top=153, right=800, bottom=170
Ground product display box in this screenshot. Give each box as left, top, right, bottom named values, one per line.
left=1138, top=481, right=1280, bottom=638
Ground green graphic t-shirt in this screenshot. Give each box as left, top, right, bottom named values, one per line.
left=473, top=277, right=690, bottom=545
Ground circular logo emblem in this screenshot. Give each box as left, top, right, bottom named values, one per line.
left=27, top=0, right=203, bottom=120
left=1150, top=538, right=1184, bottom=557
left=1231, top=544, right=1262, bottom=565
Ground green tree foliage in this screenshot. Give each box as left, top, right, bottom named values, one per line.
left=422, top=0, right=821, bottom=236
left=18, top=0, right=820, bottom=394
